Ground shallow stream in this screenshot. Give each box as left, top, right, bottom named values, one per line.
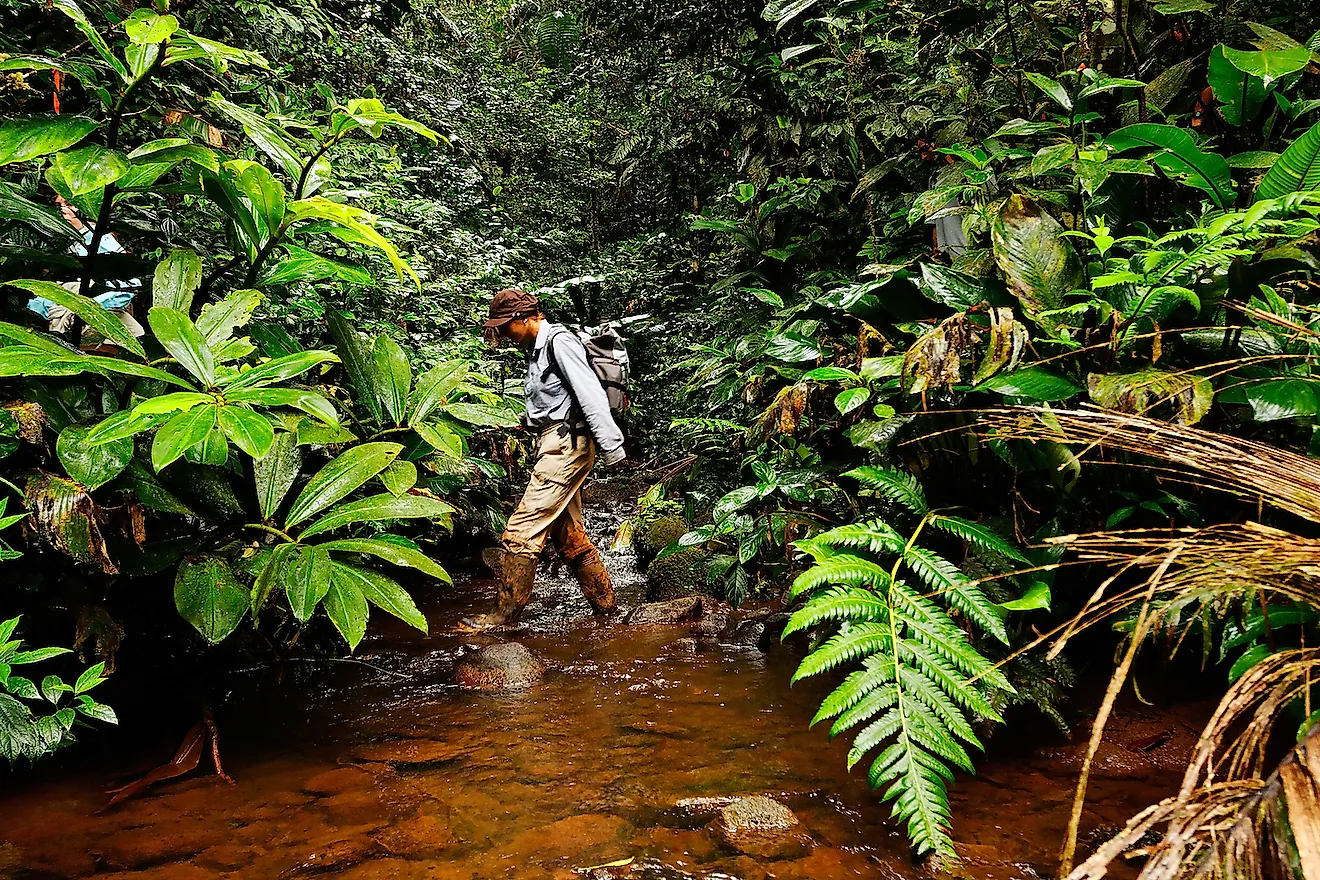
left=1, top=503, right=1207, bottom=880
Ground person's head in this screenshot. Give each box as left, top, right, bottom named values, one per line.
left=483, top=288, right=542, bottom=349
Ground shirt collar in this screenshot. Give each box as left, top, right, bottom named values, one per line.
left=532, top=318, right=552, bottom=352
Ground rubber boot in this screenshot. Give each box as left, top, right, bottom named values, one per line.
left=571, top=550, right=617, bottom=616
left=458, top=552, right=537, bottom=631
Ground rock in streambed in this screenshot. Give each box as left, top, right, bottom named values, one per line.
left=454, top=642, right=546, bottom=691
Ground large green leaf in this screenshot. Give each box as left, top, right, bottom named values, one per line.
left=206, top=95, right=302, bottom=180
left=301, top=493, right=454, bottom=539
left=152, top=248, right=203, bottom=313
left=286, top=197, right=418, bottom=287
left=222, top=159, right=286, bottom=242
left=221, top=351, right=338, bottom=392
left=975, top=366, right=1080, bottom=402
left=1220, top=378, right=1320, bottom=421
left=1256, top=121, right=1320, bottom=200
left=372, top=334, right=411, bottom=424
left=1105, top=124, right=1234, bottom=208
left=174, top=556, right=248, bottom=644
left=152, top=405, right=218, bottom=471
left=409, top=361, right=469, bottom=425
left=148, top=307, right=215, bottom=386
left=253, top=431, right=301, bottom=520
left=327, top=562, right=428, bottom=632
left=284, top=442, right=402, bottom=527
left=990, top=196, right=1084, bottom=320
left=123, top=9, right=179, bottom=43
left=325, top=565, right=369, bottom=649
left=128, top=139, right=219, bottom=173
left=5, top=280, right=146, bottom=358
left=318, top=538, right=450, bottom=584
left=56, top=425, right=132, bottom=490
left=0, top=180, right=81, bottom=240
left=1087, top=370, right=1213, bottom=425
left=920, top=263, right=991, bottom=311
left=330, top=98, right=441, bottom=144
left=443, top=401, right=520, bottom=428
left=325, top=309, right=383, bottom=424
left=196, top=289, right=261, bottom=349
left=226, top=388, right=338, bottom=425
left=1208, top=46, right=1270, bottom=126
left=284, top=546, right=332, bottom=623
left=1222, top=46, right=1310, bottom=85
left=218, top=405, right=274, bottom=458
left=260, top=244, right=372, bottom=286
left=50, top=147, right=130, bottom=197
left=414, top=421, right=464, bottom=458
left=0, top=116, right=98, bottom=166
left=49, top=0, right=128, bottom=80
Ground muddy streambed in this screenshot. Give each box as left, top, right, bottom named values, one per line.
left=0, top=504, right=1208, bottom=880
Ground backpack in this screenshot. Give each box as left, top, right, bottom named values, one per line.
left=543, top=323, right=632, bottom=419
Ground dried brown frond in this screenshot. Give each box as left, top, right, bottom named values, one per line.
left=979, top=406, right=1320, bottom=523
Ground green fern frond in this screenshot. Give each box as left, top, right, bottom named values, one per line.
left=535, top=11, right=580, bottom=65
left=895, top=661, right=988, bottom=742
left=901, top=606, right=1014, bottom=693
left=843, top=465, right=929, bottom=515
left=792, top=622, right=892, bottom=682
left=784, top=586, right=891, bottom=637
left=902, top=546, right=1009, bottom=644
left=869, top=733, right=956, bottom=857
left=847, top=705, right=905, bottom=766
left=789, top=554, right=892, bottom=598
left=831, top=682, right=900, bottom=737
left=929, top=515, right=1029, bottom=565
left=810, top=519, right=907, bottom=556
left=812, top=654, right=897, bottom=726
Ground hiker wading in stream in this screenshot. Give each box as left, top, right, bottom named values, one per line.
left=460, top=287, right=627, bottom=631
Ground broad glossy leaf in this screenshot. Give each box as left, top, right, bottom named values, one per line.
left=414, top=421, right=464, bottom=458
left=1223, top=46, right=1310, bottom=84
left=327, top=562, right=428, bottom=632
left=221, top=350, right=338, bottom=391
left=331, top=98, right=441, bottom=143
left=318, top=538, right=450, bottom=584
left=152, top=405, right=217, bottom=471
left=57, top=425, right=132, bottom=490
left=802, top=366, right=860, bottom=382
left=378, top=460, right=417, bottom=496
left=123, top=9, right=179, bottom=43
left=1024, top=72, right=1071, bottom=111
left=284, top=546, right=332, bottom=623
left=0, top=180, right=81, bottom=240
left=1227, top=151, right=1280, bottom=169
left=1257, top=121, right=1320, bottom=200
left=766, top=332, right=822, bottom=362
left=223, top=159, right=285, bottom=241
left=135, top=391, right=212, bottom=415
left=226, top=388, right=338, bottom=425
left=152, top=248, right=203, bottom=313
left=165, top=34, right=269, bottom=73
left=0, top=116, right=98, bottom=166
left=921, top=263, right=990, bottom=310
left=250, top=542, right=296, bottom=616
left=148, top=307, right=215, bottom=386
left=834, top=387, right=871, bottom=415
left=253, top=431, right=301, bottom=520
left=301, top=493, right=455, bottom=539
left=325, top=309, right=383, bottom=424
left=324, top=570, right=368, bottom=650
left=372, top=334, right=411, bottom=424
left=49, top=0, right=128, bottom=80
left=207, top=96, right=302, bottom=179
left=86, top=408, right=172, bottom=445
left=442, top=402, right=520, bottom=428
left=5, top=280, right=146, bottom=358
left=286, top=197, right=418, bottom=286
left=218, top=405, right=274, bottom=458
left=1208, top=46, right=1270, bottom=126
left=51, top=146, right=130, bottom=196
left=285, top=442, right=402, bottom=527
left=408, top=361, right=468, bottom=425
left=990, top=196, right=1084, bottom=320
left=261, top=244, right=372, bottom=286
left=976, top=366, right=1080, bottom=402
left=187, top=422, right=229, bottom=466
left=998, top=583, right=1051, bottom=612
left=1221, top=378, right=1320, bottom=421
left=174, top=556, right=248, bottom=644
left=197, top=289, right=261, bottom=348
left=1105, top=124, right=1234, bottom=207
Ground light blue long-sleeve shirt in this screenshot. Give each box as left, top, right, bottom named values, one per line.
left=524, top=321, right=626, bottom=465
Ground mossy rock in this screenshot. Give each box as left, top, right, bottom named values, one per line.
left=634, top=513, right=689, bottom=569
left=647, top=546, right=710, bottom=601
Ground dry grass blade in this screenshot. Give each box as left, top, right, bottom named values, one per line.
left=978, top=407, right=1320, bottom=523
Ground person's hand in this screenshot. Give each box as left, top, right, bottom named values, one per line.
left=602, top=446, right=627, bottom=467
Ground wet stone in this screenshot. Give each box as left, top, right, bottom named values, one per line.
left=321, top=790, right=389, bottom=828
left=505, top=813, right=634, bottom=864
left=286, top=835, right=383, bottom=876
left=196, top=842, right=264, bottom=872
left=625, top=596, right=704, bottom=626
left=722, top=618, right=766, bottom=649
left=690, top=611, right=730, bottom=638
left=669, top=637, right=699, bottom=655
left=712, top=795, right=807, bottom=861
left=453, top=642, right=546, bottom=691
left=95, top=823, right=226, bottom=871
left=373, top=813, right=456, bottom=858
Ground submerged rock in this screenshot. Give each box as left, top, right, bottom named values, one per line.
left=711, top=795, right=806, bottom=860
left=721, top=618, right=766, bottom=648
left=690, top=611, right=730, bottom=638
left=625, top=596, right=704, bottom=626
left=454, top=642, right=546, bottom=691
left=669, top=637, right=699, bottom=655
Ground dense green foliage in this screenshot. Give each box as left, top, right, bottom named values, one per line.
left=5, top=0, right=1320, bottom=871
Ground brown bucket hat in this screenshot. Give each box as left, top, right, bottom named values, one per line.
left=483, top=288, right=540, bottom=329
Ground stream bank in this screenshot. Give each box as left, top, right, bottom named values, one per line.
left=0, top=502, right=1208, bottom=880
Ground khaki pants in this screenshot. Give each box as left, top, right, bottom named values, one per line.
left=502, top=424, right=597, bottom=562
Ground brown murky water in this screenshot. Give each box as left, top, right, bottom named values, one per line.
left=0, top=505, right=1207, bottom=880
